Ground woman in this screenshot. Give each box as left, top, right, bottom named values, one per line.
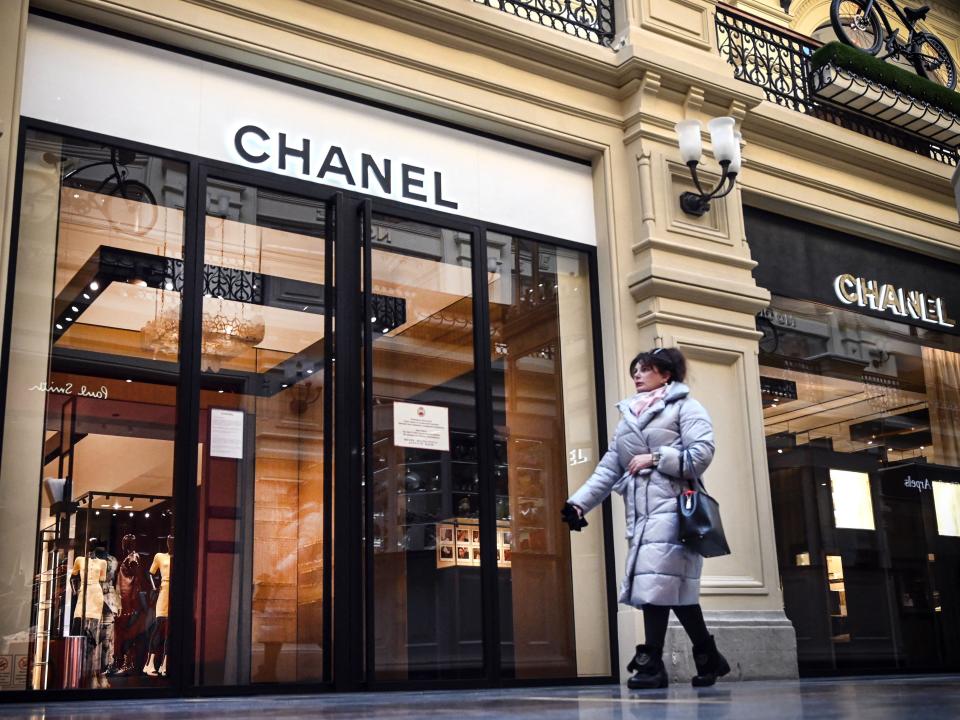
left=564, top=347, right=730, bottom=689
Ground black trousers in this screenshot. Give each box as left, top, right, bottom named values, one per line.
left=642, top=603, right=711, bottom=648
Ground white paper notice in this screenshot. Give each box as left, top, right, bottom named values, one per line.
left=210, top=409, right=244, bottom=459
left=393, top=402, right=450, bottom=452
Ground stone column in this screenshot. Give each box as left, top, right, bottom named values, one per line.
left=0, top=0, right=28, bottom=336
left=613, top=0, right=799, bottom=681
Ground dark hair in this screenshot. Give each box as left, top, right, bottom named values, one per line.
left=629, top=347, right=687, bottom=383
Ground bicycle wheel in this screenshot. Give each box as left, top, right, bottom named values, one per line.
left=912, top=33, right=958, bottom=90
left=107, top=179, right=159, bottom=236
left=830, top=0, right=883, bottom=55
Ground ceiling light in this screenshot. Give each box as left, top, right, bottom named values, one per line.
left=382, top=328, right=388, bottom=334
left=55, top=324, right=63, bottom=330
left=218, top=389, right=224, bottom=394
left=307, top=369, right=313, bottom=374
left=777, top=449, right=783, bottom=454
left=71, top=306, right=79, bottom=312
left=90, top=281, right=99, bottom=291
left=65, top=317, right=72, bottom=322
left=164, top=281, right=174, bottom=291
left=95, top=511, right=100, bottom=515
left=145, top=512, right=150, bottom=518
left=125, top=379, right=132, bottom=383
left=83, top=293, right=91, bottom=300
left=371, top=317, right=377, bottom=323
left=282, top=384, right=288, bottom=388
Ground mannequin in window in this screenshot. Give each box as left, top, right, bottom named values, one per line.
left=97, top=542, right=119, bottom=686
left=70, top=537, right=107, bottom=688
left=114, top=533, right=148, bottom=675
left=144, top=535, right=172, bottom=677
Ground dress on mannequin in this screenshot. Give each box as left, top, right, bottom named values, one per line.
left=149, top=551, right=171, bottom=619
left=145, top=537, right=172, bottom=676
left=71, top=552, right=107, bottom=686
left=115, top=534, right=147, bottom=675
left=97, top=552, right=119, bottom=683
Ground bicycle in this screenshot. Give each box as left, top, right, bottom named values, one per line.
left=51, top=147, right=159, bottom=235
left=830, top=1, right=957, bottom=90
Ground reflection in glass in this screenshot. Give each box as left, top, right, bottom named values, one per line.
left=194, top=181, right=330, bottom=686
left=0, top=131, right=185, bottom=691
left=486, top=233, right=608, bottom=678
left=762, top=295, right=960, bottom=673
left=369, top=215, right=482, bottom=680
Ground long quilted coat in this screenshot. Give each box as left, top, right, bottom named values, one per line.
left=567, top=381, right=715, bottom=608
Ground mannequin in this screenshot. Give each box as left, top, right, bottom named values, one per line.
left=70, top=537, right=107, bottom=688
left=144, top=535, right=172, bottom=677
left=95, top=542, right=118, bottom=688
left=114, top=534, right=147, bottom=676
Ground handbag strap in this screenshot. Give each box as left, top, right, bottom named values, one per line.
left=679, top=449, right=704, bottom=493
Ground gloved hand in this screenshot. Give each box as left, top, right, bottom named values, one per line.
left=561, top=502, right=588, bottom=532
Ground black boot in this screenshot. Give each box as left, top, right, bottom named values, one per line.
left=626, top=644, right=668, bottom=689
left=691, top=635, right=730, bottom=687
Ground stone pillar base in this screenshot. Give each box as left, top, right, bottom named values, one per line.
left=660, top=610, right=798, bottom=682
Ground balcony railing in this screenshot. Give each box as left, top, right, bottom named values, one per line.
left=474, top=0, right=615, bottom=46
left=715, top=4, right=958, bottom=166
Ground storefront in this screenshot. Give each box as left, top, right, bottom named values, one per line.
left=0, top=15, right=617, bottom=697
left=747, top=207, right=960, bottom=674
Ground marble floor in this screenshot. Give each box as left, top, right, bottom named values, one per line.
left=2, top=676, right=959, bottom=719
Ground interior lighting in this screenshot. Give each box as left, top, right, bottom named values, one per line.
left=71, top=306, right=79, bottom=312
left=125, top=379, right=133, bottom=383
left=55, top=324, right=63, bottom=330
left=83, top=293, right=91, bottom=300
left=90, top=281, right=99, bottom=291
left=674, top=117, right=742, bottom=216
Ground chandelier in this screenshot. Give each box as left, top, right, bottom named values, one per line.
left=141, top=295, right=265, bottom=372
left=141, top=213, right=265, bottom=372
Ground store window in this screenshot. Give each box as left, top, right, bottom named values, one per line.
left=759, top=295, right=960, bottom=673
left=0, top=130, right=187, bottom=691
left=0, top=129, right=611, bottom=693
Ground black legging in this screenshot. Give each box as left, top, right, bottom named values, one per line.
left=643, top=603, right=711, bottom=648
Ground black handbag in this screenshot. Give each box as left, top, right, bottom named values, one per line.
left=677, top=451, right=731, bottom=558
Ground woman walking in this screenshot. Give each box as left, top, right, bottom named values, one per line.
left=564, top=347, right=729, bottom=689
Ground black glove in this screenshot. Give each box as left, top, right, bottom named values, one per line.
left=561, top=502, right=588, bottom=532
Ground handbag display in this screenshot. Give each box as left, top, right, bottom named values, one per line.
left=676, top=451, right=731, bottom=558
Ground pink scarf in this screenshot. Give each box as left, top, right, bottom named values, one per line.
left=631, top=384, right=668, bottom=417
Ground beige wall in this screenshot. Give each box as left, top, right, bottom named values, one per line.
left=2, top=0, right=956, bottom=679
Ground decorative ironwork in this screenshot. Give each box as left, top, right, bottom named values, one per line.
left=715, top=4, right=958, bottom=166
left=473, top=0, right=615, bottom=46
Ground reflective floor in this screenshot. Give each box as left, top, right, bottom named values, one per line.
left=3, top=676, right=959, bottom=719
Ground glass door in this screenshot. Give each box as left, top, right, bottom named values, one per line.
left=190, top=170, right=334, bottom=687
left=364, top=211, right=485, bottom=681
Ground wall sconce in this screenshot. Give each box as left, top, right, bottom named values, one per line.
left=675, top=117, right=741, bottom=217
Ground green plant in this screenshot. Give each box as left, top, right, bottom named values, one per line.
left=811, top=42, right=960, bottom=117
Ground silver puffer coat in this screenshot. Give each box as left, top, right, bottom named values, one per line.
left=567, top=381, right=715, bottom=607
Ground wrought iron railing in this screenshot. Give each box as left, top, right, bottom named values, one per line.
left=715, top=4, right=958, bottom=166
left=473, top=0, right=615, bottom=46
